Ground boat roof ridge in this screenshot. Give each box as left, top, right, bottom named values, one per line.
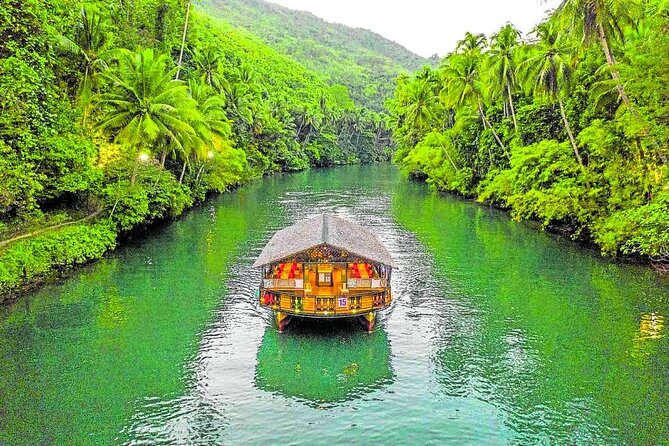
left=253, top=212, right=395, bottom=268
left=321, top=213, right=329, bottom=244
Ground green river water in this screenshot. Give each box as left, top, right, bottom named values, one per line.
left=1, top=165, right=668, bottom=445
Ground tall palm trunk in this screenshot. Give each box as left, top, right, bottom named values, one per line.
left=477, top=102, right=488, bottom=129
left=179, top=159, right=188, bottom=183
left=175, top=0, right=191, bottom=80
left=596, top=21, right=660, bottom=156
left=195, top=163, right=205, bottom=186
left=597, top=22, right=633, bottom=110
left=296, top=120, right=304, bottom=140
left=478, top=102, right=510, bottom=160
left=80, top=65, right=92, bottom=126
left=443, top=148, right=458, bottom=171
left=558, top=97, right=584, bottom=167
left=507, top=84, right=518, bottom=132
left=477, top=102, right=494, bottom=162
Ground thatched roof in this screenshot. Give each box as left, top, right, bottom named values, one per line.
left=253, top=214, right=395, bottom=268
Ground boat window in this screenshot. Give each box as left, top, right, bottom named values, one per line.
left=317, top=264, right=333, bottom=286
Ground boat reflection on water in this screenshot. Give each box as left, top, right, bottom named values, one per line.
left=254, top=318, right=394, bottom=406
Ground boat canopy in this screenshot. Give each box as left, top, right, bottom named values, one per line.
left=253, top=214, right=395, bottom=268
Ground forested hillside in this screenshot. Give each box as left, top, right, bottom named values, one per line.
left=389, top=0, right=669, bottom=266
left=0, top=0, right=393, bottom=299
left=200, top=0, right=435, bottom=111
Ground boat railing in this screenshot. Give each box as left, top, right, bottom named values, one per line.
left=259, top=289, right=391, bottom=316
left=262, top=277, right=387, bottom=290
left=347, top=278, right=387, bottom=288
left=262, top=278, right=304, bottom=289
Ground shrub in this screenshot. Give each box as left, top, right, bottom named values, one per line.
left=593, top=190, right=669, bottom=257
left=478, top=140, right=601, bottom=234
left=102, top=161, right=193, bottom=232
left=0, top=221, right=117, bottom=299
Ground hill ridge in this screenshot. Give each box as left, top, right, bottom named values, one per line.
left=200, top=0, right=435, bottom=111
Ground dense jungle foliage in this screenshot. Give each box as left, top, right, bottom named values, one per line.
left=389, top=0, right=669, bottom=265
left=200, top=0, right=435, bottom=112
left=0, top=0, right=394, bottom=298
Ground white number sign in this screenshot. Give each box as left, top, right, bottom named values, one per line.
left=338, top=297, right=348, bottom=308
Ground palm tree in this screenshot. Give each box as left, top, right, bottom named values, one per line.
left=302, top=108, right=322, bottom=145
left=58, top=7, right=111, bottom=123
left=402, top=79, right=438, bottom=129
left=192, top=46, right=225, bottom=89
left=223, top=82, right=255, bottom=129
left=519, top=23, right=583, bottom=166
left=95, top=48, right=201, bottom=182
left=342, top=110, right=363, bottom=147
left=555, top=0, right=640, bottom=109
left=369, top=113, right=388, bottom=153
left=396, top=78, right=441, bottom=146
left=190, top=81, right=231, bottom=139
left=294, top=106, right=311, bottom=142
left=441, top=53, right=509, bottom=159
left=351, top=109, right=369, bottom=147
left=488, top=23, right=522, bottom=131
left=189, top=81, right=233, bottom=181
left=238, top=64, right=257, bottom=84
left=456, top=32, right=488, bottom=54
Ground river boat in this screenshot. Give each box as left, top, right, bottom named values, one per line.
left=253, top=214, right=394, bottom=332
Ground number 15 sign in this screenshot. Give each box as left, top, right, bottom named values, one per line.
left=338, top=297, right=348, bottom=308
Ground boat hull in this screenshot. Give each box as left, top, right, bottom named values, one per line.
left=271, top=310, right=377, bottom=333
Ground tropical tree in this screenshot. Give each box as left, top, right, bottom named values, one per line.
left=294, top=106, right=322, bottom=144
left=441, top=53, right=509, bottom=159
left=352, top=109, right=371, bottom=147
left=222, top=82, right=256, bottom=129
left=58, top=7, right=111, bottom=123
left=95, top=48, right=202, bottom=181
left=456, top=32, right=488, bottom=54
left=488, top=23, right=522, bottom=131
left=519, top=22, right=583, bottom=166
left=555, top=0, right=641, bottom=109
left=192, top=46, right=226, bottom=90
left=188, top=80, right=233, bottom=181
left=394, top=77, right=441, bottom=147
left=190, top=81, right=231, bottom=139
left=238, top=64, right=259, bottom=89
left=370, top=113, right=390, bottom=155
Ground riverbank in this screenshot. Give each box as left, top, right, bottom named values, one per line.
left=0, top=169, right=213, bottom=303
left=409, top=174, right=667, bottom=271
left=0, top=169, right=253, bottom=302
left=0, top=169, right=268, bottom=302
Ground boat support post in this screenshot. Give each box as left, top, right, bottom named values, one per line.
left=275, top=311, right=291, bottom=332
left=359, top=312, right=375, bottom=332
